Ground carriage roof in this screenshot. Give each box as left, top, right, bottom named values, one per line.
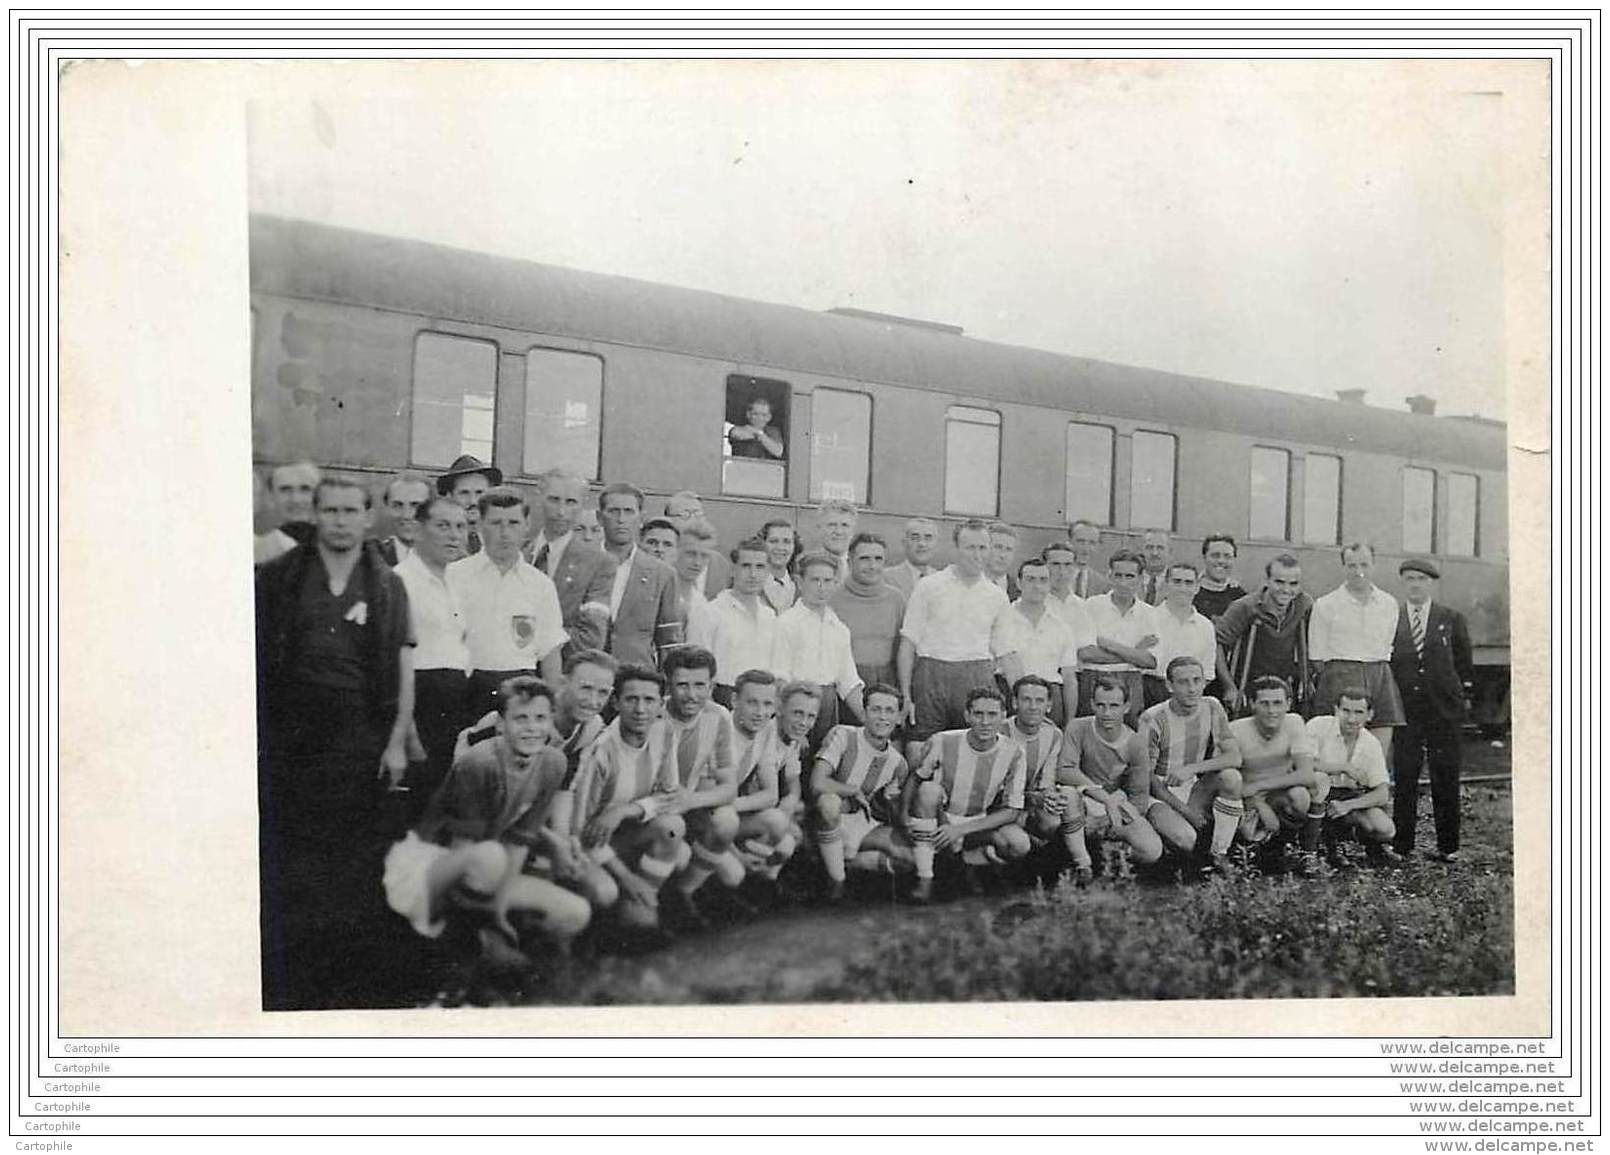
left=250, top=214, right=1507, bottom=471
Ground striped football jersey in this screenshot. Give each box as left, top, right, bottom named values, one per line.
left=814, top=724, right=907, bottom=800
left=1131, top=697, right=1238, bottom=782
left=913, top=730, right=1027, bottom=817
left=570, top=717, right=679, bottom=833
left=734, top=720, right=787, bottom=798
left=665, top=700, right=736, bottom=792
left=1001, top=717, right=1063, bottom=792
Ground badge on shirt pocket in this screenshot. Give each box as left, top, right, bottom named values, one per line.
left=511, top=614, right=535, bottom=648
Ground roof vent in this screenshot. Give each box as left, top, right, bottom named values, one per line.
left=1405, top=394, right=1437, bottom=416
left=1335, top=388, right=1367, bottom=405
left=827, top=307, right=963, bottom=336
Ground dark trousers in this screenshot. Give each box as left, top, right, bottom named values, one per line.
left=467, top=668, right=536, bottom=722
left=408, top=668, right=470, bottom=820
left=1391, top=705, right=1464, bottom=854
left=260, top=687, right=402, bottom=1011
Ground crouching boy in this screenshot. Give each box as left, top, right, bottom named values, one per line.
left=903, top=687, right=1031, bottom=903
left=1230, top=675, right=1329, bottom=872
left=383, top=676, right=592, bottom=962
left=1058, top=675, right=1166, bottom=870
left=810, top=682, right=912, bottom=902
left=727, top=670, right=799, bottom=899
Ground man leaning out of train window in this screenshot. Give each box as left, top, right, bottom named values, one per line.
left=727, top=396, right=785, bottom=461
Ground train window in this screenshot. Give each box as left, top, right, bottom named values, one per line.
left=1446, top=472, right=1480, bottom=557
left=723, top=374, right=790, bottom=499
left=809, top=387, right=871, bottom=504
left=1303, top=453, right=1342, bottom=545
left=1129, top=430, right=1177, bottom=532
left=944, top=406, right=1001, bottom=517
left=410, top=332, right=498, bottom=468
left=1402, top=466, right=1437, bottom=553
left=1248, top=446, right=1292, bottom=541
left=1065, top=422, right=1115, bottom=526
left=523, top=348, right=603, bottom=480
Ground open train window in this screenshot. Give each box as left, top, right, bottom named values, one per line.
left=944, top=406, right=1001, bottom=517
left=1065, top=421, right=1115, bottom=526
left=1249, top=446, right=1292, bottom=541
left=1402, top=466, right=1437, bottom=553
left=1303, top=453, right=1342, bottom=546
left=410, top=332, right=498, bottom=469
left=523, top=348, right=603, bottom=481
left=723, top=374, right=790, bottom=498
left=809, top=387, right=871, bottom=504
left=1446, top=472, right=1480, bottom=557
left=1129, top=430, right=1177, bottom=532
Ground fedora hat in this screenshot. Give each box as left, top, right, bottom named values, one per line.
left=436, top=454, right=502, bottom=494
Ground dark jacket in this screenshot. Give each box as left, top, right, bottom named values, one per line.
left=255, top=540, right=411, bottom=733
left=1390, top=601, right=1473, bottom=722
left=524, top=536, right=618, bottom=654
left=1216, top=586, right=1315, bottom=707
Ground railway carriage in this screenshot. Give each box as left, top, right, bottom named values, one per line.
left=249, top=214, right=1510, bottom=720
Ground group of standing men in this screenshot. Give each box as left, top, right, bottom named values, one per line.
left=255, top=453, right=1477, bottom=1009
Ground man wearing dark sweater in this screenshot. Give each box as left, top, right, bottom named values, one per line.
left=830, top=532, right=907, bottom=689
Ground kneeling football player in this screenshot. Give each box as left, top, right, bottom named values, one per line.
left=809, top=682, right=913, bottom=902
left=903, top=687, right=1031, bottom=903
left=1230, top=675, right=1329, bottom=873
left=1058, top=675, right=1166, bottom=870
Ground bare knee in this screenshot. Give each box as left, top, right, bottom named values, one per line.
left=585, top=869, right=619, bottom=910
left=1215, top=767, right=1243, bottom=795
left=912, top=781, right=944, bottom=817
left=994, top=825, right=1032, bottom=860
left=648, top=814, right=685, bottom=857
left=703, top=806, right=740, bottom=848
left=1287, top=785, right=1311, bottom=814
left=545, top=888, right=592, bottom=940
left=461, top=841, right=508, bottom=891
left=758, top=807, right=790, bottom=842
left=814, top=793, right=842, bottom=826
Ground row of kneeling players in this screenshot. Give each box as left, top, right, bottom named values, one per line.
left=382, top=645, right=1401, bottom=969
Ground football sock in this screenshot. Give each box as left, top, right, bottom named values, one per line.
left=910, top=817, right=938, bottom=879
left=1059, top=811, right=1093, bottom=868
left=1210, top=797, right=1246, bottom=855
left=818, top=824, right=846, bottom=882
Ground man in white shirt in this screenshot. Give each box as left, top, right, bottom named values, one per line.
left=884, top=517, right=941, bottom=599
left=1076, top=549, right=1159, bottom=727
left=446, top=487, right=567, bottom=716
left=1147, top=561, right=1221, bottom=710
left=985, top=521, right=1020, bottom=600
left=664, top=491, right=730, bottom=596
left=897, top=519, right=1010, bottom=764
left=1307, top=687, right=1400, bottom=865
left=392, top=494, right=472, bottom=815
left=1041, top=539, right=1085, bottom=623
left=991, top=556, right=1087, bottom=726
left=1308, top=542, right=1404, bottom=759
left=775, top=552, right=866, bottom=751
left=687, top=536, right=780, bottom=706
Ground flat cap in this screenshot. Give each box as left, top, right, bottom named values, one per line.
left=1399, top=557, right=1441, bottom=579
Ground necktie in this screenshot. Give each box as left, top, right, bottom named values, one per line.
left=1411, top=605, right=1426, bottom=659
left=1076, top=569, right=1087, bottom=598
left=534, top=542, right=551, bottom=573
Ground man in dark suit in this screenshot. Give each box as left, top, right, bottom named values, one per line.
left=374, top=470, right=431, bottom=566
left=664, top=490, right=731, bottom=596
left=1068, top=519, right=1111, bottom=600
left=523, top=467, right=617, bottom=657
left=1389, top=558, right=1474, bottom=862
left=597, top=482, right=683, bottom=667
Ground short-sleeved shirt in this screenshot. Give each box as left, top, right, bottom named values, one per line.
left=665, top=700, right=737, bottom=793
left=991, top=603, right=1085, bottom=684
left=1001, top=717, right=1064, bottom=793
left=1060, top=717, right=1141, bottom=795
left=1308, top=584, right=1399, bottom=663
left=1080, top=593, right=1160, bottom=674
left=1305, top=715, right=1389, bottom=794
left=446, top=552, right=568, bottom=672
left=913, top=730, right=1027, bottom=817
left=687, top=590, right=780, bottom=687
left=813, top=724, right=907, bottom=800
left=900, top=567, right=1010, bottom=662
left=1132, top=697, right=1238, bottom=781
left=394, top=551, right=469, bottom=674
left=570, top=718, right=679, bottom=833
left=1230, top=713, right=1315, bottom=785
left=775, top=604, right=864, bottom=698
left=420, top=738, right=567, bottom=851
left=1151, top=605, right=1219, bottom=681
